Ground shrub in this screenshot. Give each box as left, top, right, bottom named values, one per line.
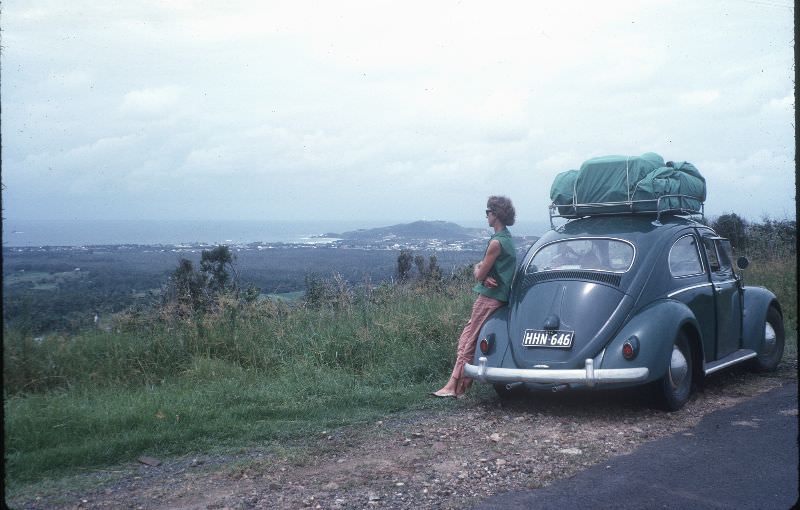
left=3, top=277, right=474, bottom=395
left=710, top=214, right=796, bottom=260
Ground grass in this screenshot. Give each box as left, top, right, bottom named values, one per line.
left=4, top=255, right=797, bottom=492
left=744, top=255, right=797, bottom=358
left=262, top=290, right=305, bottom=302
left=4, top=270, right=86, bottom=287
left=4, top=369, right=440, bottom=485
left=4, top=281, right=474, bottom=489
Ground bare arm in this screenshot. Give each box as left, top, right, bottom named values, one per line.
left=473, top=239, right=501, bottom=284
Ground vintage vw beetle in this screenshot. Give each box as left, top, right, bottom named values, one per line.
left=464, top=211, right=785, bottom=411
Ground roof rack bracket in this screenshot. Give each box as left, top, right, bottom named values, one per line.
left=549, top=194, right=704, bottom=226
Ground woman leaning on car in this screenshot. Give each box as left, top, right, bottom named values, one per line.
left=432, top=196, right=517, bottom=398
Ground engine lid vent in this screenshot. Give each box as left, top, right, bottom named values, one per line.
left=521, top=271, right=622, bottom=289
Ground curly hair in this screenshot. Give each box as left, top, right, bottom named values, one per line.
left=487, top=196, right=515, bottom=226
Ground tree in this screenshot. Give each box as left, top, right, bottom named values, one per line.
left=396, top=249, right=413, bottom=282
left=200, top=245, right=237, bottom=293
left=414, top=254, right=426, bottom=278
left=304, top=273, right=333, bottom=307
left=748, top=217, right=796, bottom=259
left=711, top=213, right=748, bottom=251
left=427, top=255, right=442, bottom=282
left=165, top=245, right=239, bottom=313
left=168, top=258, right=207, bottom=309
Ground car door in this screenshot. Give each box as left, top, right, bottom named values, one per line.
left=667, top=232, right=715, bottom=360
left=700, top=235, right=742, bottom=359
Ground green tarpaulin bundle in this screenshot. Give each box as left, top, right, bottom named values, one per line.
left=550, top=153, right=706, bottom=217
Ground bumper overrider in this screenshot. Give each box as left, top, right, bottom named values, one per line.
left=464, top=357, right=649, bottom=387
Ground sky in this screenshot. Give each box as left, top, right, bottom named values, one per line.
left=1, top=0, right=795, bottom=225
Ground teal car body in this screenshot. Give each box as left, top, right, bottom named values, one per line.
left=465, top=214, right=784, bottom=410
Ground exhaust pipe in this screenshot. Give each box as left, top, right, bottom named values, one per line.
left=505, top=382, right=524, bottom=391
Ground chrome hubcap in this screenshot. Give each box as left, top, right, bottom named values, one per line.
left=669, top=345, right=689, bottom=389
left=763, top=322, right=777, bottom=352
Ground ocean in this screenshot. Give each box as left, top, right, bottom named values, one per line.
left=2, top=219, right=551, bottom=247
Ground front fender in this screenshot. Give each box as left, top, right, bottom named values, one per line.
left=741, top=286, right=781, bottom=352
left=600, top=299, right=701, bottom=383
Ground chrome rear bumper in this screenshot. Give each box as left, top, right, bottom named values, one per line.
left=464, top=357, right=649, bottom=388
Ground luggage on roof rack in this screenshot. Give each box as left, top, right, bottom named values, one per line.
left=549, top=153, right=706, bottom=223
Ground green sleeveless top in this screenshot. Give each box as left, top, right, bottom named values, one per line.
left=473, top=228, right=516, bottom=302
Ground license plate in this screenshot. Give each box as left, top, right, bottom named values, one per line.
left=522, top=329, right=574, bottom=348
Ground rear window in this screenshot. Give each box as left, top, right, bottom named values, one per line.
left=526, top=238, right=635, bottom=273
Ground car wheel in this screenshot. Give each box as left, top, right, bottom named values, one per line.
left=654, top=331, right=693, bottom=412
left=751, top=306, right=785, bottom=373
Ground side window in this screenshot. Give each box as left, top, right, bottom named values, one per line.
left=716, top=240, right=734, bottom=275
left=669, top=235, right=704, bottom=277
left=702, top=236, right=734, bottom=276
left=702, top=237, right=720, bottom=272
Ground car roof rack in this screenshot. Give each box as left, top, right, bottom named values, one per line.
left=548, top=194, right=705, bottom=230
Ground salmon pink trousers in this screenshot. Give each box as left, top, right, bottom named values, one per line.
left=450, top=294, right=505, bottom=382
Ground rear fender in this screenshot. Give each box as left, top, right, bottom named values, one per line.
left=741, top=286, right=781, bottom=352
left=472, top=307, right=511, bottom=367
left=600, top=300, right=701, bottom=383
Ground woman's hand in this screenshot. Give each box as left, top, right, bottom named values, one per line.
left=483, top=276, right=498, bottom=288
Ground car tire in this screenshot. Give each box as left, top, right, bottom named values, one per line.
left=654, top=331, right=693, bottom=412
left=750, top=306, right=784, bottom=373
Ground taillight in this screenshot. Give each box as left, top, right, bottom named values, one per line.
left=622, top=336, right=639, bottom=360
left=479, top=334, right=495, bottom=354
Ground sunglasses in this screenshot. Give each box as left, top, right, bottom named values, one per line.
left=485, top=209, right=494, bottom=216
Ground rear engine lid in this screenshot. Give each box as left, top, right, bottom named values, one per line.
left=507, top=279, right=633, bottom=368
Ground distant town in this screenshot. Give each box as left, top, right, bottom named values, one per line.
left=3, top=221, right=542, bottom=335
left=4, top=220, right=541, bottom=255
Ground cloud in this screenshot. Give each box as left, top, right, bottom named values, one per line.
left=762, top=91, right=794, bottom=114
left=1, top=0, right=793, bottom=223
left=16, top=6, right=51, bottom=20
left=119, top=86, right=184, bottom=117
left=699, top=149, right=795, bottom=218
left=679, top=90, right=721, bottom=106
left=48, top=70, right=93, bottom=88
left=533, top=152, right=584, bottom=173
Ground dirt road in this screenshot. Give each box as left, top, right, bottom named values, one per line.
left=10, top=361, right=796, bottom=510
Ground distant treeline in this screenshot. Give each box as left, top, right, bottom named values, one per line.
left=709, top=214, right=796, bottom=259
left=2, top=246, right=480, bottom=335
left=3, top=215, right=795, bottom=336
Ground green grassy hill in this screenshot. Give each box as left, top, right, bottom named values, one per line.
left=3, top=255, right=796, bottom=492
